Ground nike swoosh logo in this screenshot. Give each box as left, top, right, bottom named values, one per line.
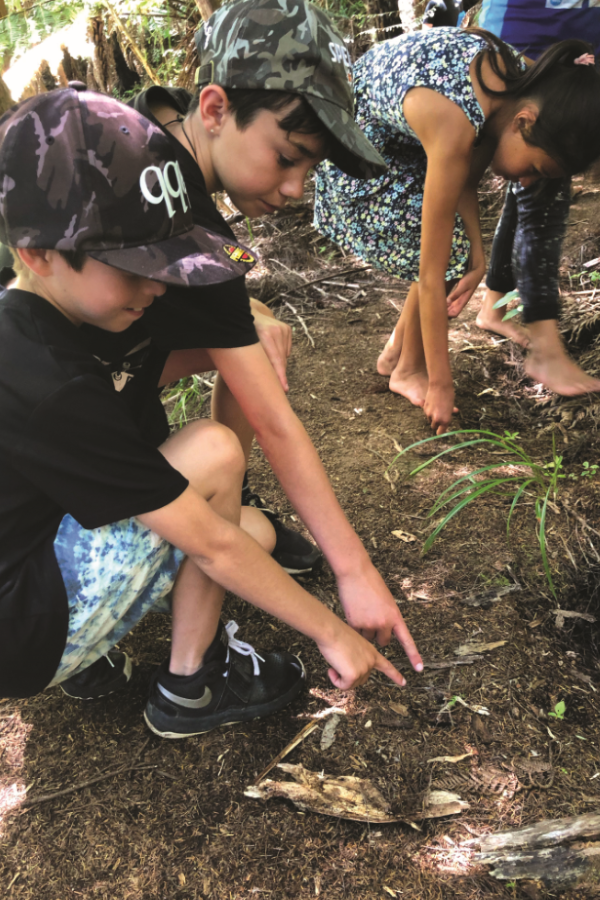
left=158, top=683, right=212, bottom=709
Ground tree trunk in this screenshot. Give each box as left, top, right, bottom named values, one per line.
left=194, top=0, right=221, bottom=21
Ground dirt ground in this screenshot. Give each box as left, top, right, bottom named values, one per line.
left=2, top=175, right=600, bottom=900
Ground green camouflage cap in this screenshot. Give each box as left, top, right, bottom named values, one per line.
left=0, top=85, right=256, bottom=286
left=194, top=0, right=387, bottom=179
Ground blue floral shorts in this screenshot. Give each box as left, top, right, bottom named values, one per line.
left=49, top=514, right=184, bottom=686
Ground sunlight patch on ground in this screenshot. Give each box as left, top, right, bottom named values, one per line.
left=0, top=711, right=32, bottom=836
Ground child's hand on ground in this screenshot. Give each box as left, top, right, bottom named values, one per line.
left=316, top=619, right=411, bottom=691
left=250, top=298, right=292, bottom=392
left=423, top=383, right=457, bottom=434
left=446, top=265, right=485, bottom=318
left=336, top=567, right=423, bottom=673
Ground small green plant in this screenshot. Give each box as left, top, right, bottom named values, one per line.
left=493, top=290, right=524, bottom=322
left=164, top=375, right=209, bottom=429
left=548, top=700, right=566, bottom=720
left=245, top=217, right=254, bottom=241
left=391, top=430, right=571, bottom=598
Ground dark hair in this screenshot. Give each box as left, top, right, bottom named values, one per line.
left=467, top=28, right=600, bottom=173
left=8, top=246, right=87, bottom=275
left=57, top=249, right=87, bottom=271
left=189, top=85, right=329, bottom=140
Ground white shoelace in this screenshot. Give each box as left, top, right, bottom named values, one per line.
left=224, top=621, right=265, bottom=677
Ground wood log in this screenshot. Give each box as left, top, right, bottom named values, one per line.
left=477, top=811, right=600, bottom=888
left=479, top=811, right=600, bottom=853
left=478, top=842, right=600, bottom=888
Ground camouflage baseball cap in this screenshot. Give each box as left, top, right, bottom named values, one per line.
left=0, top=85, right=255, bottom=286
left=194, top=0, right=387, bottom=180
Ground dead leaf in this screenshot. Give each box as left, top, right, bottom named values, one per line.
left=455, top=640, right=507, bottom=656
left=391, top=529, right=416, bottom=543
left=472, top=714, right=495, bottom=743
left=420, top=790, right=470, bottom=819
left=552, top=609, right=596, bottom=630
left=245, top=763, right=404, bottom=823
left=427, top=751, right=476, bottom=764
left=320, top=714, right=341, bottom=751
left=388, top=701, right=409, bottom=718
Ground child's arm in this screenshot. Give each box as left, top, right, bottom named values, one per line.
left=403, top=90, right=480, bottom=433
left=447, top=141, right=496, bottom=318
left=204, top=342, right=423, bottom=661
left=138, top=485, right=421, bottom=689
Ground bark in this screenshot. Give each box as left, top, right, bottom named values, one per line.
left=477, top=812, right=600, bottom=888
left=194, top=0, right=221, bottom=21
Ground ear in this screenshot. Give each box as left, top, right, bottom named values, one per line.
left=198, top=85, right=231, bottom=135
left=513, top=102, right=539, bottom=136
left=15, top=247, right=54, bottom=276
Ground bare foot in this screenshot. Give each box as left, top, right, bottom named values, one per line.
left=525, top=350, right=600, bottom=396
left=377, top=327, right=402, bottom=376
left=476, top=309, right=530, bottom=347
left=388, top=368, right=429, bottom=406
left=476, top=289, right=530, bottom=348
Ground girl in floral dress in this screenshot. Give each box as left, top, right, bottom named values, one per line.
left=314, top=27, right=600, bottom=434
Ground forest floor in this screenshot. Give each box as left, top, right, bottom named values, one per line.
left=2, top=173, right=600, bottom=900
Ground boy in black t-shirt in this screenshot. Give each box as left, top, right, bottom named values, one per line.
left=0, top=86, right=421, bottom=734
left=103, top=0, right=420, bottom=665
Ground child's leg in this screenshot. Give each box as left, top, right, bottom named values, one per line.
left=377, top=319, right=405, bottom=376
left=525, top=320, right=600, bottom=395
left=476, top=185, right=530, bottom=347
left=158, top=420, right=244, bottom=674
left=159, top=349, right=322, bottom=576
left=512, top=179, right=600, bottom=395
left=389, top=282, right=430, bottom=404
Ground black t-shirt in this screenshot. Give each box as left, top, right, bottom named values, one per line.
left=129, top=86, right=259, bottom=352
left=0, top=289, right=188, bottom=698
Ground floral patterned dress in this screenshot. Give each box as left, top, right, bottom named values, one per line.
left=314, top=28, right=489, bottom=281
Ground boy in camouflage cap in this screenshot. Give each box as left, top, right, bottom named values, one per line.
left=113, top=1, right=423, bottom=718
left=0, top=85, right=420, bottom=734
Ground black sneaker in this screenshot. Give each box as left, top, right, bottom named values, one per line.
left=242, top=473, right=323, bottom=576
left=144, top=620, right=305, bottom=739
left=60, top=650, right=133, bottom=700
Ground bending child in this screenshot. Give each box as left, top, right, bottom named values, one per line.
left=314, top=27, right=600, bottom=434
left=0, top=87, right=422, bottom=735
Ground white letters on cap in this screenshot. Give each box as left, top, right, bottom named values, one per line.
left=328, top=41, right=351, bottom=71
left=139, top=160, right=190, bottom=218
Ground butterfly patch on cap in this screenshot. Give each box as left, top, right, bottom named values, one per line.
left=223, top=244, right=255, bottom=263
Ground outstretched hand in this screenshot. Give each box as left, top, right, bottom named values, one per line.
left=250, top=297, right=292, bottom=392
left=335, top=565, right=423, bottom=679
left=446, top=265, right=485, bottom=319
left=317, top=619, right=411, bottom=691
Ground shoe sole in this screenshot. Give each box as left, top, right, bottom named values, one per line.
left=60, top=654, right=133, bottom=700
left=144, top=660, right=306, bottom=739
left=280, top=555, right=324, bottom=577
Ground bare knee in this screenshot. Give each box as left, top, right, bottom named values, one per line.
left=160, top=420, right=245, bottom=494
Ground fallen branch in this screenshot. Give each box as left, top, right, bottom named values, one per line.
left=22, top=736, right=151, bottom=809
left=254, top=720, right=319, bottom=785
left=477, top=811, right=600, bottom=888
left=284, top=301, right=315, bottom=348
left=278, top=266, right=371, bottom=300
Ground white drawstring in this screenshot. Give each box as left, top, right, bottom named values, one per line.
left=224, top=621, right=265, bottom=677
